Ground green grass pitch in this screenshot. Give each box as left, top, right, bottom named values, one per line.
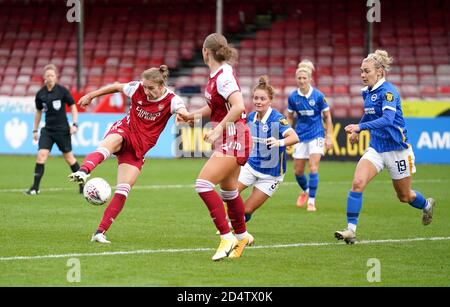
left=0, top=155, right=449, bottom=286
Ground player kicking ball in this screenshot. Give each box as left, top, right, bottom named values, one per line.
left=69, top=65, right=189, bottom=244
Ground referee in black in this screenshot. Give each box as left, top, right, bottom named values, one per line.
left=26, top=64, right=83, bottom=195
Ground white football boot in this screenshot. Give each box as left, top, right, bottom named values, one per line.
left=69, top=171, right=90, bottom=184
left=91, top=232, right=111, bottom=244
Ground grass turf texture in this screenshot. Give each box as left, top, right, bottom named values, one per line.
left=0, top=155, right=449, bottom=286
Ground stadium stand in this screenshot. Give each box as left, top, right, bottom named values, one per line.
left=0, top=0, right=449, bottom=117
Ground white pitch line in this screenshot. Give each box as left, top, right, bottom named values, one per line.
left=1, top=179, right=447, bottom=193
left=1, top=236, right=449, bottom=262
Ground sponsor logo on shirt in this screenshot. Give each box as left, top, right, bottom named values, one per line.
left=136, top=105, right=161, bottom=121
left=364, top=107, right=376, bottom=114
left=297, top=110, right=315, bottom=116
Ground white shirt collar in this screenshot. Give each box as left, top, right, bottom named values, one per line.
left=147, top=87, right=170, bottom=102
left=297, top=86, right=313, bottom=99
left=363, top=78, right=386, bottom=92
left=253, top=107, right=273, bottom=124
left=210, top=63, right=229, bottom=78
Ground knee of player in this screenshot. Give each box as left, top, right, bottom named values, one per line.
left=309, top=165, right=319, bottom=173
left=194, top=179, right=215, bottom=193
left=36, top=153, right=48, bottom=163
left=351, top=177, right=366, bottom=192
left=396, top=192, right=414, bottom=203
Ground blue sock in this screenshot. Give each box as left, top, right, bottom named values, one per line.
left=295, top=175, right=308, bottom=191
left=409, top=190, right=427, bottom=210
left=245, top=213, right=252, bottom=222
left=308, top=173, right=319, bottom=198
left=347, top=191, right=363, bottom=226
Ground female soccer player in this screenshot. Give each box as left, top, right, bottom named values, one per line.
left=178, top=33, right=252, bottom=260
left=287, top=60, right=334, bottom=211
left=334, top=50, right=435, bottom=244
left=26, top=64, right=83, bottom=195
left=238, top=76, right=299, bottom=221
left=69, top=65, right=189, bottom=244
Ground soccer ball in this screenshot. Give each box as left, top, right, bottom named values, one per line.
left=83, top=177, right=112, bottom=206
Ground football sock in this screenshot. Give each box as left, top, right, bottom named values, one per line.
left=195, top=179, right=230, bottom=235
left=409, top=190, right=428, bottom=210
left=31, top=163, right=44, bottom=190
left=295, top=174, right=308, bottom=191
left=346, top=191, right=363, bottom=230
left=308, top=172, right=319, bottom=200
left=220, top=189, right=246, bottom=235
left=70, top=161, right=80, bottom=173
left=81, top=147, right=110, bottom=174
left=97, top=184, right=130, bottom=233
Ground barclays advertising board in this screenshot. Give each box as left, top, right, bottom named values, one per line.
left=0, top=113, right=177, bottom=158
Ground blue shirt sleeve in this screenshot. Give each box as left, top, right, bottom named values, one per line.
left=319, top=94, right=329, bottom=112
left=277, top=116, right=291, bottom=137
left=287, top=94, right=295, bottom=112
left=381, top=90, right=398, bottom=112
left=359, top=109, right=395, bottom=131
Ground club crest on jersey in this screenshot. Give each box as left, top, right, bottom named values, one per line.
left=262, top=124, right=269, bottom=133
left=137, top=100, right=143, bottom=105
left=308, top=99, right=315, bottom=106
left=52, top=100, right=61, bottom=110
left=371, top=94, right=378, bottom=101
left=158, top=104, right=164, bottom=111
left=385, top=92, right=394, bottom=102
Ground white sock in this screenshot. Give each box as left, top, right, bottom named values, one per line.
left=236, top=231, right=248, bottom=241
left=221, top=232, right=235, bottom=240
left=347, top=223, right=357, bottom=233
left=423, top=201, right=431, bottom=212
left=308, top=198, right=315, bottom=205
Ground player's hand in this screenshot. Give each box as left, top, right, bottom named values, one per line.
left=78, top=94, right=93, bottom=108
left=266, top=137, right=281, bottom=149
left=176, top=113, right=195, bottom=127
left=204, top=126, right=222, bottom=144
left=325, top=135, right=333, bottom=150
left=344, top=124, right=360, bottom=134
left=70, top=125, right=78, bottom=134
left=349, top=132, right=359, bottom=144
left=33, top=131, right=38, bottom=142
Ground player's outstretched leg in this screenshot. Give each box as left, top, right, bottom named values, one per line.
left=69, top=147, right=110, bottom=184
left=335, top=191, right=362, bottom=244
left=422, top=198, right=436, bottom=225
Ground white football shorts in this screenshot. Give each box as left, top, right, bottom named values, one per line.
left=238, top=163, right=285, bottom=197
left=361, top=146, right=416, bottom=180
left=292, top=137, right=325, bottom=159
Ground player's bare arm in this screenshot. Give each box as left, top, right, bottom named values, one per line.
left=204, top=91, right=245, bottom=144
left=266, top=129, right=299, bottom=149
left=78, top=83, right=125, bottom=108
left=69, top=104, right=78, bottom=134
left=32, top=110, right=42, bottom=142
left=323, top=110, right=333, bottom=150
